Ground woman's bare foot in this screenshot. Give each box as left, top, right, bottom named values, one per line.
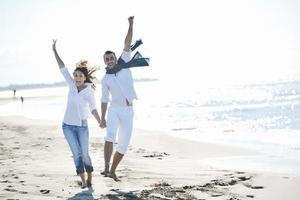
left=81, top=181, right=87, bottom=189
left=86, top=181, right=92, bottom=187
left=79, top=173, right=87, bottom=188
left=108, top=172, right=120, bottom=182
left=87, top=172, right=92, bottom=187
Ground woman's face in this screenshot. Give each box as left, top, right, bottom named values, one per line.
left=73, top=70, right=86, bottom=87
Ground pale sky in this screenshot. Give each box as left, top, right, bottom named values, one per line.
left=0, top=0, right=300, bottom=87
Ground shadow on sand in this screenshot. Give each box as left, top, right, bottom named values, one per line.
left=68, top=187, right=95, bottom=200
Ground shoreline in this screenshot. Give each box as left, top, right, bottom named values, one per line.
left=1, top=86, right=300, bottom=178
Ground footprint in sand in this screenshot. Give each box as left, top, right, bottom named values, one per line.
left=244, top=183, right=264, bottom=190
left=134, top=148, right=170, bottom=159
left=251, top=186, right=264, bottom=189
left=142, top=152, right=170, bottom=159
left=4, top=188, right=17, bottom=192
left=40, top=189, right=50, bottom=194
left=134, top=148, right=146, bottom=153
left=119, top=168, right=132, bottom=173
left=210, top=193, right=224, bottom=197
left=32, top=143, right=42, bottom=147
left=10, top=174, right=19, bottom=179
left=211, top=178, right=238, bottom=186
left=35, top=174, right=46, bottom=177
left=238, top=176, right=252, bottom=181
left=0, top=180, right=11, bottom=183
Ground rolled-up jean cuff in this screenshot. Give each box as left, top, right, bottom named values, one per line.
left=85, top=166, right=94, bottom=173
left=76, top=166, right=93, bottom=175
left=76, top=168, right=85, bottom=175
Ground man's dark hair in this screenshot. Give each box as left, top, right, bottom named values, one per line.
left=104, top=50, right=116, bottom=58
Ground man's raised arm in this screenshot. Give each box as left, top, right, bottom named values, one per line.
left=123, top=16, right=134, bottom=52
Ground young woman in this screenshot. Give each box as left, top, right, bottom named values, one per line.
left=52, top=40, right=101, bottom=188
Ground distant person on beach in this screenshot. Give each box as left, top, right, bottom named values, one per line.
left=20, top=96, right=24, bottom=104
left=13, top=89, right=16, bottom=97
left=52, top=40, right=102, bottom=188
left=99, top=16, right=137, bottom=181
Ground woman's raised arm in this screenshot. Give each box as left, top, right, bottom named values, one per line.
left=52, top=40, right=65, bottom=69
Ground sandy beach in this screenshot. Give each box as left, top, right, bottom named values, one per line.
left=1, top=0, right=300, bottom=198
left=0, top=114, right=299, bottom=200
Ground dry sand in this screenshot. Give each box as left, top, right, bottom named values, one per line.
left=0, top=116, right=300, bottom=200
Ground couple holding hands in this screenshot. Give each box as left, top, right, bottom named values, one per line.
left=52, top=16, right=149, bottom=188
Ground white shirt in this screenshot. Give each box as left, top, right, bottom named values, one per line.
left=101, top=51, right=137, bottom=107
left=60, top=67, right=97, bottom=126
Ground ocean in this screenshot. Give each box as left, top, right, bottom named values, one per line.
left=1, top=79, right=300, bottom=174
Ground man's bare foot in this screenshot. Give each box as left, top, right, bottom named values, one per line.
left=100, top=169, right=109, bottom=177
left=108, top=172, right=120, bottom=182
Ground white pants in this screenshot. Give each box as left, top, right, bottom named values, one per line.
left=105, top=106, right=134, bottom=154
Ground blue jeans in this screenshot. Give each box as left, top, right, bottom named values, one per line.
left=62, top=121, right=93, bottom=174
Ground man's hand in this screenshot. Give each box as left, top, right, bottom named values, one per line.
left=128, top=16, right=134, bottom=25
left=100, top=119, right=107, bottom=128
left=52, top=39, right=57, bottom=51
left=124, top=16, right=134, bottom=51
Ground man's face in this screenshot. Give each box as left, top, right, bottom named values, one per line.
left=104, top=53, right=117, bottom=69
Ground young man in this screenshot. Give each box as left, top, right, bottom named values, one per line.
left=100, top=16, right=137, bottom=181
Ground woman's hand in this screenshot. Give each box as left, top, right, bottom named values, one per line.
left=52, top=39, right=65, bottom=69
left=100, top=119, right=107, bottom=128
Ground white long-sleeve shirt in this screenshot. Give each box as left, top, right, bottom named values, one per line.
left=60, top=67, right=97, bottom=126
left=101, top=51, right=137, bottom=107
